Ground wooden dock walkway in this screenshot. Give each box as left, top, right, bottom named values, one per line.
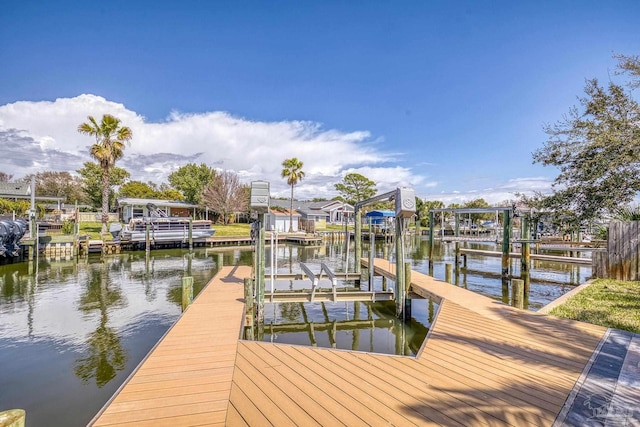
left=90, top=258, right=639, bottom=426
left=90, top=265, right=251, bottom=427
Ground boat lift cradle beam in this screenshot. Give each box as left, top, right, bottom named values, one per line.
left=299, top=262, right=338, bottom=302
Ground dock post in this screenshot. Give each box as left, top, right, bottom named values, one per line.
left=381, top=244, right=388, bottom=290
left=501, top=277, right=510, bottom=304
left=0, top=409, right=25, bottom=427
left=428, top=211, right=434, bottom=263
left=521, top=216, right=530, bottom=272
left=454, top=242, right=460, bottom=272
left=512, top=278, right=524, bottom=309
left=244, top=277, right=254, bottom=306
left=445, top=263, right=453, bottom=284
left=217, top=253, right=223, bottom=269
left=243, top=278, right=255, bottom=339
left=145, top=223, right=151, bottom=254
left=181, top=276, right=193, bottom=312
left=368, top=225, right=374, bottom=291
left=395, top=216, right=405, bottom=318
left=256, top=213, right=266, bottom=321
left=188, top=218, right=193, bottom=251
left=522, top=271, right=531, bottom=304
left=404, top=261, right=412, bottom=319
left=243, top=277, right=254, bottom=326
left=501, top=209, right=510, bottom=276
left=354, top=207, right=361, bottom=274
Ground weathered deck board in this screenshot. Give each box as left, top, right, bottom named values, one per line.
left=89, top=266, right=250, bottom=427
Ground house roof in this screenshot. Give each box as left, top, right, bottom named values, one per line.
left=296, top=208, right=330, bottom=217
left=269, top=198, right=353, bottom=214
left=116, top=197, right=198, bottom=209
left=0, top=181, right=64, bottom=202
left=0, top=182, right=30, bottom=197
left=269, top=208, right=301, bottom=217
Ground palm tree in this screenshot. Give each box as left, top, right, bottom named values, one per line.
left=281, top=158, right=305, bottom=233
left=78, top=114, right=132, bottom=234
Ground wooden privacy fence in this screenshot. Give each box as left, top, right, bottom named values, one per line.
left=592, top=221, right=640, bottom=281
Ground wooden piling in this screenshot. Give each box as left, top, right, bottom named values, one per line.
left=404, top=261, right=412, bottom=319
left=243, top=277, right=254, bottom=329
left=188, top=218, right=193, bottom=251
left=512, top=278, right=524, bottom=309
left=395, top=216, right=405, bottom=318
left=255, top=214, right=266, bottom=321
left=445, top=263, right=453, bottom=284
left=181, top=276, right=193, bottom=312
left=454, top=242, right=460, bottom=272
left=454, top=213, right=460, bottom=237
left=0, top=409, right=25, bottom=427
left=501, top=277, right=510, bottom=304
left=217, top=253, right=223, bottom=269
left=501, top=209, right=510, bottom=276
left=428, top=211, right=434, bottom=263
left=145, top=223, right=150, bottom=254
left=354, top=208, right=362, bottom=274
left=382, top=245, right=388, bottom=290
left=521, top=216, right=530, bottom=272
left=404, top=261, right=412, bottom=292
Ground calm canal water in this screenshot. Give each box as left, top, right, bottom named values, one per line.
left=0, top=239, right=592, bottom=426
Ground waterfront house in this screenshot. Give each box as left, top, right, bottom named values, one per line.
left=0, top=181, right=31, bottom=200
left=265, top=208, right=301, bottom=232
left=268, top=198, right=354, bottom=231
left=116, top=197, right=201, bottom=222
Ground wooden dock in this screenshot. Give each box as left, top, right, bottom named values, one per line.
left=90, top=259, right=640, bottom=426
left=90, top=265, right=251, bottom=426
left=459, top=248, right=593, bottom=265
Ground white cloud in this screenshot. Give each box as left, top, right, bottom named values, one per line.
left=0, top=94, right=427, bottom=199
left=422, top=177, right=554, bottom=206
left=0, top=94, right=555, bottom=203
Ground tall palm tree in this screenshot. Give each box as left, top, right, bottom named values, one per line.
left=281, top=158, right=305, bottom=233
left=78, top=114, right=132, bottom=234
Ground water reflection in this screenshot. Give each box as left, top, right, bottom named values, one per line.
left=75, top=262, right=127, bottom=387
left=258, top=299, right=435, bottom=356
left=0, top=249, right=223, bottom=427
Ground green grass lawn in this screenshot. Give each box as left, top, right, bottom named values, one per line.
left=80, top=221, right=254, bottom=238
left=211, top=223, right=251, bottom=237
left=325, top=223, right=351, bottom=231
left=79, top=221, right=105, bottom=239
left=549, top=279, right=640, bottom=334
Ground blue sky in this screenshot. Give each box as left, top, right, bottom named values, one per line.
left=0, top=1, right=638, bottom=203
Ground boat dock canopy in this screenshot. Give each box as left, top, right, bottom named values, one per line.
left=365, top=210, right=395, bottom=217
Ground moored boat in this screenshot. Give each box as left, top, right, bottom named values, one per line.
left=111, top=217, right=215, bottom=243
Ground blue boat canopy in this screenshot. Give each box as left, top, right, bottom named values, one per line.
left=365, top=210, right=396, bottom=218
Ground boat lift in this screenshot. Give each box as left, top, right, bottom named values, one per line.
left=248, top=181, right=415, bottom=322
left=263, top=262, right=395, bottom=303
left=353, top=187, right=416, bottom=318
